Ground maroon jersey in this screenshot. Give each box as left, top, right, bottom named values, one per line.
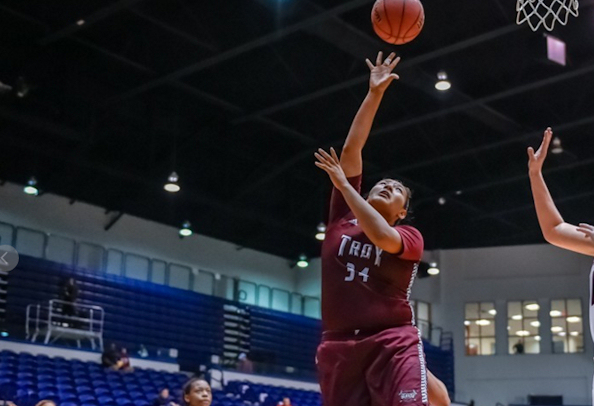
left=321, top=174, right=424, bottom=332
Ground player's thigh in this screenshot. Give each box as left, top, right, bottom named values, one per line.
left=317, top=340, right=370, bottom=406
left=365, top=328, right=428, bottom=406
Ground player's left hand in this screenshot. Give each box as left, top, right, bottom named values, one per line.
left=577, top=223, right=594, bottom=244
left=366, top=51, right=401, bottom=94
left=314, top=147, right=349, bottom=190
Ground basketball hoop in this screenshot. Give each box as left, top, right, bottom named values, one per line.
left=516, top=0, right=579, bottom=31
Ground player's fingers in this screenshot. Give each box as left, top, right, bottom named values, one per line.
left=376, top=51, right=383, bottom=66
left=314, top=161, right=330, bottom=172
left=329, top=147, right=340, bottom=162
left=579, top=223, right=594, bottom=231
left=314, top=152, right=328, bottom=164
left=390, top=73, right=400, bottom=80
left=576, top=227, right=592, bottom=237
left=318, top=148, right=334, bottom=161
left=389, top=56, right=401, bottom=69
left=384, top=52, right=396, bottom=65
left=527, top=147, right=535, bottom=160
left=365, top=59, right=375, bottom=70
left=540, top=128, right=552, bottom=152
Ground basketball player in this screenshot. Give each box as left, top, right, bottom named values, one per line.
left=527, top=127, right=594, bottom=399
left=314, top=51, right=450, bottom=406
left=183, top=378, right=212, bottom=406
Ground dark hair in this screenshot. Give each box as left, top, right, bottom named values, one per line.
left=182, top=377, right=210, bottom=405
left=367, top=178, right=413, bottom=226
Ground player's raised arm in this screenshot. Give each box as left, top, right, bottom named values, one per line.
left=340, top=51, right=400, bottom=177
left=315, top=147, right=405, bottom=253
left=528, top=128, right=594, bottom=256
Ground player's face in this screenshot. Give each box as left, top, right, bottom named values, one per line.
left=366, top=179, right=408, bottom=222
left=184, top=380, right=212, bottom=406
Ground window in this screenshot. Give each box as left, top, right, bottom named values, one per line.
left=507, top=301, right=540, bottom=354
left=411, top=300, right=431, bottom=339
left=465, top=302, right=496, bottom=355
left=551, top=299, right=584, bottom=353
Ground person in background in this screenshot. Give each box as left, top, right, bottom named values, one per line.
left=236, top=352, right=253, bottom=374
left=183, top=378, right=212, bottom=406
left=513, top=339, right=525, bottom=354
left=120, top=347, right=134, bottom=372
left=102, top=342, right=123, bottom=370
left=278, top=398, right=293, bottom=406
left=60, top=277, right=79, bottom=318
left=152, top=388, right=179, bottom=406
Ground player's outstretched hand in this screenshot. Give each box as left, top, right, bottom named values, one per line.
left=315, top=147, right=349, bottom=190
left=577, top=223, right=594, bottom=244
left=366, top=51, right=400, bottom=94
left=527, top=127, right=552, bottom=175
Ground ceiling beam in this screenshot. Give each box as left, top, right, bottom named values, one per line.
left=233, top=24, right=522, bottom=124
left=237, top=61, right=594, bottom=194
left=105, top=0, right=370, bottom=104
left=0, top=129, right=314, bottom=240
left=39, top=0, right=148, bottom=46
left=128, top=8, right=217, bottom=52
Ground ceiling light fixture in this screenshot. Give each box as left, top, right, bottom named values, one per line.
left=427, top=262, right=440, bottom=275
left=551, top=137, right=563, bottom=154
left=435, top=71, right=451, bottom=91
left=164, top=172, right=180, bottom=193
left=179, top=221, right=193, bottom=237
left=315, top=222, right=326, bottom=241
left=297, top=255, right=308, bottom=268
left=23, top=177, right=39, bottom=195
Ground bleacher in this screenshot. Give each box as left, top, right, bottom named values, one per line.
left=0, top=349, right=320, bottom=406
left=0, top=349, right=189, bottom=406
left=5, top=255, right=454, bottom=396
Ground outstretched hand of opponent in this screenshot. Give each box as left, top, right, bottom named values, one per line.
left=366, top=51, right=401, bottom=94
left=527, top=127, right=552, bottom=175
left=315, top=148, right=349, bottom=190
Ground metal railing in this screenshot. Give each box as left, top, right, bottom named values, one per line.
left=25, top=299, right=105, bottom=350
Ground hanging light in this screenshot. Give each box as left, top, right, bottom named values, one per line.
left=525, top=303, right=540, bottom=311
left=164, top=172, right=180, bottom=192
left=23, top=177, right=39, bottom=195
left=297, top=255, right=308, bottom=268
left=435, top=71, right=451, bottom=91
left=551, top=137, right=563, bottom=154
left=179, top=221, right=192, bottom=237
left=427, top=262, right=440, bottom=275
left=315, top=222, right=326, bottom=241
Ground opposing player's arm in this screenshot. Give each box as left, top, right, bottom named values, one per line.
left=315, top=148, right=403, bottom=254
left=528, top=128, right=594, bottom=256
left=427, top=370, right=450, bottom=406
left=340, top=51, right=400, bottom=178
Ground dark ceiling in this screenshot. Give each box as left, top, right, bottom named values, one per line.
left=1, top=0, right=593, bottom=261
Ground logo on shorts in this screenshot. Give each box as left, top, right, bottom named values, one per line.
left=398, top=390, right=418, bottom=403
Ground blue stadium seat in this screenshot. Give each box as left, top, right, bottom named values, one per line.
left=97, top=395, right=115, bottom=405
left=79, top=394, right=97, bottom=403
left=95, top=387, right=111, bottom=396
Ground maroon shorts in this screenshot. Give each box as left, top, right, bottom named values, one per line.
left=316, top=325, right=428, bottom=406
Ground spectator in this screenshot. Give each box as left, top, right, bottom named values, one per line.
left=513, top=339, right=525, bottom=354
left=183, top=378, right=212, bottom=406
left=278, top=398, right=293, bottom=406
left=236, top=352, right=253, bottom=374
left=138, top=344, right=149, bottom=358
left=60, top=277, right=79, bottom=318
left=152, top=388, right=179, bottom=406
left=120, top=347, right=134, bottom=372
left=102, top=342, right=123, bottom=370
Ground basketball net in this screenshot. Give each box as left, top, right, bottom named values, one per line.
left=516, top=0, right=579, bottom=31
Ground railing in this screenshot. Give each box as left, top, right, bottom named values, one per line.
left=0, top=220, right=321, bottom=318
left=25, top=299, right=105, bottom=350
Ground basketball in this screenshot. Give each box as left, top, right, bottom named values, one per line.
left=371, top=0, right=425, bottom=45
